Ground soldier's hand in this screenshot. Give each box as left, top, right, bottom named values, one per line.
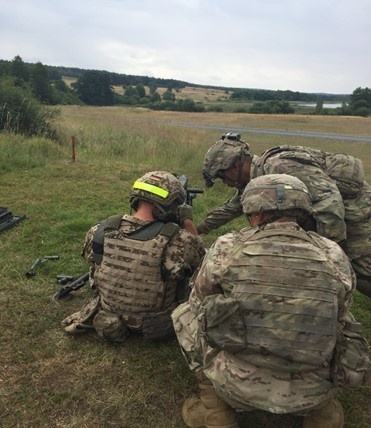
left=178, top=204, right=193, bottom=224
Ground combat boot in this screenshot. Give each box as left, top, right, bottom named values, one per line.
left=182, top=396, right=207, bottom=428
left=182, top=371, right=239, bottom=428
left=303, top=399, right=344, bottom=428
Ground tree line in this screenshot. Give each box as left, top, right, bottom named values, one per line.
left=0, top=56, right=205, bottom=112
left=1, top=55, right=370, bottom=137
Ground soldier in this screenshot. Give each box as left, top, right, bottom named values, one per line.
left=173, top=174, right=369, bottom=428
left=198, top=133, right=371, bottom=298
left=62, top=171, right=205, bottom=342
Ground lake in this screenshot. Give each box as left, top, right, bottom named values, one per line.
left=296, top=103, right=343, bottom=109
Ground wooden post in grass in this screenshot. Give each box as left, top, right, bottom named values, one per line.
left=71, top=135, right=76, bottom=162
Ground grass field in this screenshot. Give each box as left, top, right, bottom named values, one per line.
left=1, top=106, right=370, bottom=427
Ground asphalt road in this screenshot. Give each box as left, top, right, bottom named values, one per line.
left=163, top=120, right=371, bottom=143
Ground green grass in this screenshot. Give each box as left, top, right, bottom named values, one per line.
left=0, top=106, right=370, bottom=427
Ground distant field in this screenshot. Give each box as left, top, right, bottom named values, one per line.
left=163, top=85, right=230, bottom=102
left=62, top=75, right=77, bottom=88
left=62, top=76, right=310, bottom=113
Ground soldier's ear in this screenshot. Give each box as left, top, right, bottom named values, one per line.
left=250, top=213, right=260, bottom=227
left=251, top=212, right=269, bottom=227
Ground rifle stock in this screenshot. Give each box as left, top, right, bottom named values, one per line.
left=54, top=272, right=89, bottom=301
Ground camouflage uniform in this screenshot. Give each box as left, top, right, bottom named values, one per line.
left=174, top=175, right=369, bottom=418
left=62, top=171, right=205, bottom=342
left=199, top=143, right=371, bottom=287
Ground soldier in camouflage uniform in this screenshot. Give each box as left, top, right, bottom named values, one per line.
left=62, top=171, right=205, bottom=342
left=198, top=133, right=371, bottom=298
left=172, top=174, right=369, bottom=428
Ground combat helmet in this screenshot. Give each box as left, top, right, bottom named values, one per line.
left=130, top=171, right=185, bottom=214
left=241, top=174, right=312, bottom=216
left=203, top=132, right=250, bottom=187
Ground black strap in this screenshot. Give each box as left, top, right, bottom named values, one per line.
left=92, top=217, right=180, bottom=263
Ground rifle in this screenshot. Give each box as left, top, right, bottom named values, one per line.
left=177, top=174, right=204, bottom=206
left=0, top=206, right=26, bottom=233
left=158, top=174, right=203, bottom=225
left=25, top=255, right=59, bottom=277
left=53, top=272, right=90, bottom=301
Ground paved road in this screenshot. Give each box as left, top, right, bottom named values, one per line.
left=163, top=120, right=371, bottom=143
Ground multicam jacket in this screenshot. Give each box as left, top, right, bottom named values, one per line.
left=198, top=146, right=371, bottom=282
left=198, top=146, right=369, bottom=243
left=177, top=222, right=357, bottom=414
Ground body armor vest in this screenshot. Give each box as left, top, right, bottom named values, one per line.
left=94, top=219, right=179, bottom=317
left=252, top=145, right=364, bottom=199
left=252, top=145, right=326, bottom=177
left=202, top=226, right=339, bottom=367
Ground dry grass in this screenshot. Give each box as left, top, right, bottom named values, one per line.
left=157, top=86, right=230, bottom=102
left=1, top=107, right=370, bottom=427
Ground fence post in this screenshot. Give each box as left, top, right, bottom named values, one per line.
left=71, top=136, right=76, bottom=162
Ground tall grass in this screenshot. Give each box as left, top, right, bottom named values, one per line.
left=1, top=106, right=370, bottom=427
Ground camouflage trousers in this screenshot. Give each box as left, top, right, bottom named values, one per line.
left=171, top=301, right=202, bottom=372
left=62, top=295, right=175, bottom=342
left=171, top=302, right=339, bottom=415
left=61, top=295, right=129, bottom=342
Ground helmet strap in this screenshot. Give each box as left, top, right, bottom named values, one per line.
left=236, top=158, right=246, bottom=189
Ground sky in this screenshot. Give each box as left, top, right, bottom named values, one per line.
left=1, top=0, right=370, bottom=94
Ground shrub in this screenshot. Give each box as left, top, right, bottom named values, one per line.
left=0, top=77, right=59, bottom=138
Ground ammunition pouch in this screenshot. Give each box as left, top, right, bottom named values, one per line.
left=141, top=308, right=175, bottom=341
left=198, top=295, right=246, bottom=353
left=326, top=153, right=364, bottom=198
left=331, top=319, right=370, bottom=387
left=93, top=309, right=129, bottom=343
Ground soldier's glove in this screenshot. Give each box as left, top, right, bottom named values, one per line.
left=196, top=222, right=207, bottom=235
left=177, top=204, right=193, bottom=225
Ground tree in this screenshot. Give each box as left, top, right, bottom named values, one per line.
left=250, top=100, right=294, bottom=114
left=149, top=91, right=161, bottom=102
left=174, top=98, right=204, bottom=112
left=73, top=71, right=114, bottom=105
left=124, top=85, right=140, bottom=98
left=123, top=85, right=140, bottom=104
left=51, top=77, right=82, bottom=105
left=30, top=62, right=53, bottom=103
left=314, top=99, right=324, bottom=114
left=149, top=85, right=157, bottom=95
left=10, top=55, right=29, bottom=83
left=162, top=89, right=176, bottom=102
left=349, top=87, right=371, bottom=116
left=135, top=83, right=146, bottom=98
left=350, top=87, right=371, bottom=106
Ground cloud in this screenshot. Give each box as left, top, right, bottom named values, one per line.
left=0, top=0, right=370, bottom=93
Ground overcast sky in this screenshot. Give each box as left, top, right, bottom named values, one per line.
left=1, top=0, right=370, bottom=94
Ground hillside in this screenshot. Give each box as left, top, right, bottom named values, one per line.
left=2, top=57, right=361, bottom=116
left=0, top=58, right=349, bottom=100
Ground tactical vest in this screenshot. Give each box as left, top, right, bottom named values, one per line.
left=201, top=226, right=339, bottom=368
left=93, top=216, right=180, bottom=317
left=253, top=145, right=364, bottom=199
